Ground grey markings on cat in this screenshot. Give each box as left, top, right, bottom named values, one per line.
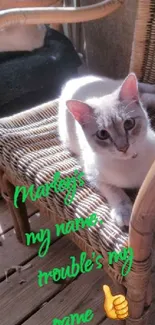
left=58, top=73, right=155, bottom=228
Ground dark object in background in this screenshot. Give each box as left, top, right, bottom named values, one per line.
left=0, top=26, right=82, bottom=118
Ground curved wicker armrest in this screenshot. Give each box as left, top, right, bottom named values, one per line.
left=129, top=160, right=155, bottom=262
left=0, top=1, right=62, bottom=9
left=0, top=0, right=62, bottom=10
left=0, top=0, right=124, bottom=29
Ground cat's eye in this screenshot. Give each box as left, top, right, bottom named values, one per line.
left=96, top=130, right=109, bottom=140
left=124, top=118, right=135, bottom=131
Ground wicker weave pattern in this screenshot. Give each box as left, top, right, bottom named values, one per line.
left=0, top=99, right=130, bottom=270
left=130, top=0, right=155, bottom=83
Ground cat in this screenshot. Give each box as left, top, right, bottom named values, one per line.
left=58, top=73, right=155, bottom=228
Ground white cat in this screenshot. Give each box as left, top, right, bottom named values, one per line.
left=58, top=73, right=155, bottom=228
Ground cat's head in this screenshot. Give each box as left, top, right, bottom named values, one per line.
left=66, top=73, right=150, bottom=160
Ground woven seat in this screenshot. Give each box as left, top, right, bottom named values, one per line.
left=0, top=96, right=154, bottom=325
left=0, top=99, right=130, bottom=260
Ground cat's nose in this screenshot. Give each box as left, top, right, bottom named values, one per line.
left=119, top=144, right=129, bottom=153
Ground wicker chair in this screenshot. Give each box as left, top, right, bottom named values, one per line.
left=0, top=0, right=63, bottom=29
left=0, top=1, right=155, bottom=325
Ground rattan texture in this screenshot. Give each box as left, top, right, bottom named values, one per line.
left=130, top=0, right=155, bottom=83
left=0, top=99, right=135, bottom=262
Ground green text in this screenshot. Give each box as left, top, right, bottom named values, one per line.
left=52, top=308, right=94, bottom=325
left=14, top=170, right=85, bottom=208
left=108, top=247, right=134, bottom=276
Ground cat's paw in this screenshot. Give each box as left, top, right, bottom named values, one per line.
left=111, top=202, right=133, bottom=228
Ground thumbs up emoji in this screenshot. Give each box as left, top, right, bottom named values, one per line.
left=103, top=285, right=129, bottom=320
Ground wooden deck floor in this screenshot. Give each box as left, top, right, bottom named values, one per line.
left=0, top=199, right=155, bottom=325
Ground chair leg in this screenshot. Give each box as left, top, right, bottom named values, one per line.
left=1, top=173, right=30, bottom=244
left=126, top=275, right=151, bottom=325
left=112, top=277, right=150, bottom=325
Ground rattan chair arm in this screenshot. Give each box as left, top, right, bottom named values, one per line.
left=129, top=160, right=155, bottom=262
left=0, top=0, right=124, bottom=29
left=0, top=0, right=62, bottom=9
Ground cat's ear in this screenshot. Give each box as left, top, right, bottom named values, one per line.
left=66, top=100, right=92, bottom=125
left=119, top=73, right=139, bottom=101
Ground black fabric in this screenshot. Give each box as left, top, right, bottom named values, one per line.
left=0, top=26, right=82, bottom=117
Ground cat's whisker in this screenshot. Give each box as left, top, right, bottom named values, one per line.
left=125, top=110, right=136, bottom=116
left=124, top=100, right=138, bottom=111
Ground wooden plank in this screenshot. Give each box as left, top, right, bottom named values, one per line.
left=149, top=306, right=155, bottom=325
left=22, top=265, right=114, bottom=325
left=0, top=211, right=58, bottom=280
left=0, top=237, right=81, bottom=325
left=143, top=268, right=155, bottom=325
left=100, top=319, right=116, bottom=325
left=0, top=199, right=37, bottom=234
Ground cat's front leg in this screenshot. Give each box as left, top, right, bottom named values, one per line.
left=97, top=182, right=132, bottom=228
